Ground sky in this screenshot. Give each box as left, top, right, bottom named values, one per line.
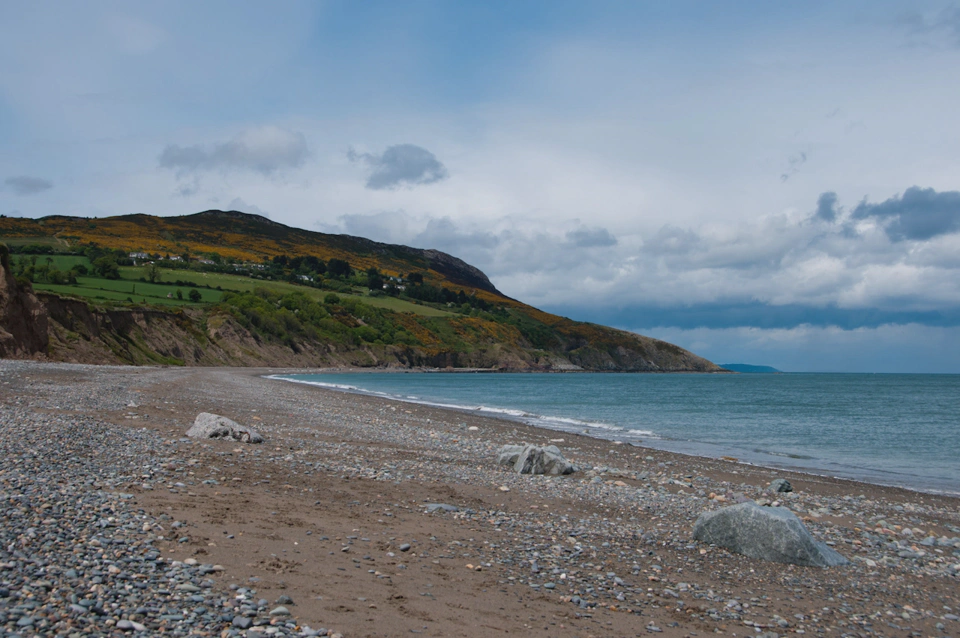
left=2, top=1, right=960, bottom=372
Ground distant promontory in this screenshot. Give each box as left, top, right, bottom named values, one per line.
left=720, top=363, right=782, bottom=373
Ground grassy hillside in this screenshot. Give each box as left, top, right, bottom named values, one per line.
left=0, top=211, right=722, bottom=371
left=0, top=210, right=498, bottom=294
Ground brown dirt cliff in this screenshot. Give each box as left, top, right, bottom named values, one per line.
left=0, top=244, right=48, bottom=358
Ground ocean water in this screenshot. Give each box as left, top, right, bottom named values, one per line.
left=274, top=372, right=960, bottom=495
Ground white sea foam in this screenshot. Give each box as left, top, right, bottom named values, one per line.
left=268, top=374, right=631, bottom=438
left=268, top=376, right=361, bottom=392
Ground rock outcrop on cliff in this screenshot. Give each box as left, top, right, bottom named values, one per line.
left=0, top=244, right=48, bottom=358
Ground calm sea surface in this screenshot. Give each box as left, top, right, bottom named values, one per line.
left=275, top=372, right=960, bottom=494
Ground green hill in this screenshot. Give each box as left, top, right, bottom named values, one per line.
left=0, top=211, right=722, bottom=372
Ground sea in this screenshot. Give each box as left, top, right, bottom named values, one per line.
left=273, top=372, right=960, bottom=496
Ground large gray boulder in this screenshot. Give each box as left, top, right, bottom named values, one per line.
left=497, top=444, right=577, bottom=475
left=693, top=502, right=848, bottom=567
left=187, top=413, right=264, bottom=443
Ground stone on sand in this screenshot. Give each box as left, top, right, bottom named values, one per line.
left=497, top=443, right=577, bottom=475
left=767, top=478, right=793, bottom=493
left=425, top=503, right=459, bottom=513
left=186, top=412, right=264, bottom=443
left=693, top=501, right=849, bottom=567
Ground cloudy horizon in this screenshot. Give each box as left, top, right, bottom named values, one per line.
left=2, top=1, right=960, bottom=372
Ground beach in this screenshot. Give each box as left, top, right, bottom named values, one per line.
left=1, top=361, right=958, bottom=637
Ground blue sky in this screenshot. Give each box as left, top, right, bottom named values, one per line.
left=3, top=1, right=960, bottom=372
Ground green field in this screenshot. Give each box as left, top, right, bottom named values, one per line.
left=33, top=275, right=222, bottom=306
left=86, top=277, right=222, bottom=301
left=347, top=293, right=453, bottom=316
left=32, top=283, right=204, bottom=306
left=117, top=266, right=453, bottom=316
left=24, top=262, right=452, bottom=316
left=8, top=245, right=452, bottom=316
left=13, top=255, right=91, bottom=270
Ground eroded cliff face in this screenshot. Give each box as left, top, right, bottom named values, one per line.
left=39, top=296, right=551, bottom=369
left=40, top=294, right=326, bottom=366
left=0, top=245, right=49, bottom=358
left=7, top=290, right=722, bottom=371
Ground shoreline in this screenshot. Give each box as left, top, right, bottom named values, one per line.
left=3, top=360, right=958, bottom=637
left=269, top=371, right=960, bottom=498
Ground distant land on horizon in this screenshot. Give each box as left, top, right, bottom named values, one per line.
left=721, top=363, right=783, bottom=373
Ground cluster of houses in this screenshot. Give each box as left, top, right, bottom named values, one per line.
left=128, top=251, right=217, bottom=266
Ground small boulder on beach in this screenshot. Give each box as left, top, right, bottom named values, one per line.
left=767, top=478, right=793, bottom=493
left=186, top=412, right=264, bottom=443
left=497, top=443, right=577, bottom=475
left=425, top=503, right=459, bottom=513
left=693, top=501, right=849, bottom=567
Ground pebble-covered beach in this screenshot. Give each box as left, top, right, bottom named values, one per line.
left=1, top=360, right=958, bottom=637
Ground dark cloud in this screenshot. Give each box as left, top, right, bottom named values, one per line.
left=159, top=126, right=308, bottom=175
left=816, top=191, right=839, bottom=222
left=852, top=186, right=960, bottom=241
left=780, top=151, right=807, bottom=182
left=4, top=175, right=53, bottom=196
left=348, top=144, right=448, bottom=190
left=565, top=226, right=617, bottom=248
left=174, top=177, right=200, bottom=197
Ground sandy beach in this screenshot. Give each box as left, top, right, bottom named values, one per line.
left=1, top=361, right=958, bottom=637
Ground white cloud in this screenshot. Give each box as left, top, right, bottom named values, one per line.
left=316, top=185, right=960, bottom=318
left=159, top=126, right=309, bottom=176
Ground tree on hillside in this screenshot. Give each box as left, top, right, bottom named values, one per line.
left=147, top=263, right=161, bottom=283
left=366, top=267, right=384, bottom=291
left=92, top=256, right=120, bottom=279
left=327, top=258, right=351, bottom=278
left=301, top=255, right=325, bottom=274
left=188, top=289, right=202, bottom=302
